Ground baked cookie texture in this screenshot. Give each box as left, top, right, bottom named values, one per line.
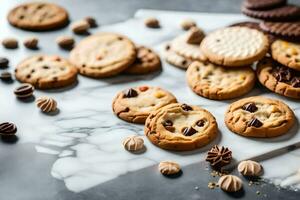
left=15, top=55, right=78, bottom=89
left=124, top=46, right=161, bottom=75
left=200, top=27, right=269, bottom=67
left=7, top=2, right=69, bottom=31
left=225, top=96, right=295, bottom=138
left=257, top=57, right=300, bottom=99
left=186, top=61, right=256, bottom=100
left=70, top=33, right=137, bottom=78
left=145, top=103, right=218, bottom=151
left=271, top=40, right=300, bottom=71
left=112, top=86, right=177, bottom=124
left=163, top=44, right=193, bottom=70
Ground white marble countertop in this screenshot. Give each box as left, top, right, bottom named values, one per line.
left=0, top=8, right=299, bottom=193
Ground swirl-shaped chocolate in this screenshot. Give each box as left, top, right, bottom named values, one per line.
left=238, top=160, right=262, bottom=176
left=0, top=122, right=17, bottom=136
left=218, top=175, right=242, bottom=192
left=122, top=135, right=144, bottom=151
left=158, top=161, right=181, bottom=175
left=36, top=96, right=57, bottom=113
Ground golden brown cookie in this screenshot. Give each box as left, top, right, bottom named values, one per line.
left=225, top=96, right=295, bottom=138
left=200, top=27, right=269, bottom=67
left=257, top=57, right=300, bottom=99
left=163, top=44, right=193, bottom=70
left=112, top=86, right=177, bottom=124
left=15, top=55, right=77, bottom=89
left=186, top=61, right=256, bottom=100
left=7, top=2, right=69, bottom=31
left=170, top=27, right=206, bottom=61
left=271, top=40, right=300, bottom=71
left=145, top=103, right=218, bottom=151
left=124, top=46, right=161, bottom=75
left=70, top=33, right=137, bottom=78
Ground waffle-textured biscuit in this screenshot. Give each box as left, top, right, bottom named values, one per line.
left=112, top=86, right=177, bottom=124
left=200, top=27, right=269, bottom=67
left=225, top=96, right=295, bottom=137
left=186, top=61, right=256, bottom=100
left=15, top=55, right=77, bottom=89
left=145, top=103, right=218, bottom=151
left=124, top=46, right=161, bottom=75
left=271, top=40, right=300, bottom=71
left=257, top=57, right=300, bottom=99
left=7, top=2, right=69, bottom=31
left=70, top=33, right=137, bottom=78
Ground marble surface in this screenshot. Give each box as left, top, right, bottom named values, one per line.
left=0, top=2, right=300, bottom=198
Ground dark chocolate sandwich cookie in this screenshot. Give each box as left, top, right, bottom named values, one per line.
left=260, top=21, right=300, bottom=40
left=243, top=0, right=287, bottom=10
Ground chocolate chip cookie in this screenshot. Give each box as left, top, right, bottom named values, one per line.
left=163, top=44, right=193, bottom=70
left=70, top=33, right=137, bottom=78
left=271, top=40, right=300, bottom=71
left=15, top=55, right=78, bottom=89
left=145, top=103, right=218, bottom=151
left=225, top=96, right=295, bottom=138
left=257, top=57, right=300, bottom=99
left=200, top=27, right=269, bottom=67
left=124, top=46, right=161, bottom=75
left=186, top=61, right=256, bottom=100
left=7, top=2, right=69, bottom=31
left=112, top=86, right=177, bottom=124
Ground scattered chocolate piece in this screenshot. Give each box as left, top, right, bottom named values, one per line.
left=71, top=20, right=90, bottom=34
left=123, top=88, right=138, bottom=98
left=206, top=145, right=232, bottom=168
left=0, top=57, right=9, bottom=68
left=181, top=19, right=197, bottom=30
left=248, top=118, right=263, bottom=128
left=0, top=122, right=17, bottom=136
left=144, top=17, right=160, bottom=28
left=196, top=119, right=206, bottom=127
left=186, top=27, right=205, bottom=44
left=182, top=127, right=197, bottom=136
left=85, top=16, right=97, bottom=28
left=291, top=77, right=300, bottom=88
left=2, top=38, right=18, bottom=49
left=0, top=71, right=12, bottom=82
left=242, top=103, right=258, bottom=113
left=14, top=83, right=34, bottom=98
left=23, top=37, right=38, bottom=49
left=272, top=63, right=300, bottom=87
left=56, top=36, right=75, bottom=50
left=181, top=103, right=193, bottom=111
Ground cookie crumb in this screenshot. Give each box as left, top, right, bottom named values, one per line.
left=208, top=182, right=217, bottom=189
left=194, top=186, right=199, bottom=190
left=2, top=38, right=18, bottom=49
left=144, top=17, right=160, bottom=28
left=256, top=191, right=261, bottom=195
left=181, top=19, right=196, bottom=30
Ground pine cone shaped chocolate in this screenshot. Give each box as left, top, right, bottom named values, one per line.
left=0, top=122, right=17, bottom=136
left=36, top=96, right=57, bottom=113
left=238, top=160, right=262, bottom=176
left=206, top=145, right=232, bottom=168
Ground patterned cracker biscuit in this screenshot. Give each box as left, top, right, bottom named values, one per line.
left=186, top=61, right=256, bottom=100
left=112, top=86, right=177, bottom=124
left=124, top=46, right=161, bottom=75
left=242, top=5, right=300, bottom=21
left=163, top=44, right=193, bottom=70
left=271, top=40, right=300, bottom=71
left=200, top=27, right=269, bottom=67
left=15, top=55, right=78, bottom=89
left=170, top=28, right=207, bottom=61
left=145, top=103, right=218, bottom=151
left=257, top=57, right=300, bottom=99
left=260, top=21, right=300, bottom=39
left=243, top=0, right=287, bottom=10
left=70, top=33, right=137, bottom=78
left=7, top=2, right=69, bottom=31
left=225, top=96, right=295, bottom=138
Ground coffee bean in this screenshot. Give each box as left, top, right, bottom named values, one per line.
left=14, top=83, right=34, bottom=98
left=0, top=71, right=12, bottom=82
left=123, top=88, right=138, bottom=98
left=0, top=57, right=9, bottom=68
left=242, top=103, right=258, bottom=113
left=182, top=127, right=197, bottom=136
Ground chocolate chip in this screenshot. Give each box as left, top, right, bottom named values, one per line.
left=291, top=77, right=300, bottom=88
left=182, top=127, right=197, bottom=136
left=162, top=120, right=173, bottom=127
left=0, top=57, right=9, bottom=68
left=196, top=119, right=205, bottom=127
left=248, top=118, right=263, bottom=128
left=42, top=65, right=49, bottom=69
left=181, top=103, right=193, bottom=111
left=165, top=126, right=175, bottom=132
left=123, top=88, right=138, bottom=98
left=165, top=45, right=170, bottom=51
left=242, top=103, right=258, bottom=113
